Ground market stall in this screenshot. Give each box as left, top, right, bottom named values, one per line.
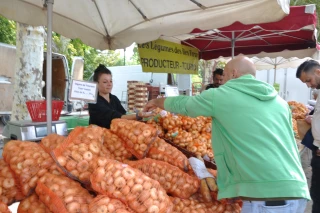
left=2, top=116, right=241, bottom=213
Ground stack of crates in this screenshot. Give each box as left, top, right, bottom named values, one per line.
left=146, top=85, right=160, bottom=100
left=127, top=81, right=144, bottom=112
left=134, top=84, right=148, bottom=112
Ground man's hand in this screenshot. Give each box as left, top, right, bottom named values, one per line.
left=143, top=98, right=166, bottom=112
left=317, top=149, right=320, bottom=156
left=137, top=111, right=155, bottom=118
left=305, top=115, right=313, bottom=124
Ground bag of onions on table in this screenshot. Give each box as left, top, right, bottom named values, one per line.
left=89, top=195, right=134, bottom=213
left=147, top=137, right=190, bottom=172
left=18, top=193, right=51, bottom=213
left=90, top=159, right=173, bottom=213
left=0, top=159, right=23, bottom=205
left=40, top=133, right=66, bottom=154
left=103, top=129, right=133, bottom=162
left=3, top=141, right=55, bottom=197
left=52, top=126, right=114, bottom=184
left=110, top=119, right=158, bottom=159
left=128, top=158, right=199, bottom=199
left=0, top=200, right=11, bottom=213
left=35, top=173, right=93, bottom=213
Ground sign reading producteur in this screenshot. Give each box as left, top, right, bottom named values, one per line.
left=70, top=80, right=98, bottom=103
left=138, top=39, right=199, bottom=74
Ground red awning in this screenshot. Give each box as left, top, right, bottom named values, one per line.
left=177, top=5, right=319, bottom=60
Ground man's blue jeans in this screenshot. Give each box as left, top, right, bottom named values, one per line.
left=241, top=199, right=307, bottom=213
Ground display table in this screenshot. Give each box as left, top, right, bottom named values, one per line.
left=60, top=115, right=89, bottom=133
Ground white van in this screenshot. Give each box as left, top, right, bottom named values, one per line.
left=0, top=42, right=84, bottom=124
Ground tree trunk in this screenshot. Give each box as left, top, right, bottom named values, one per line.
left=11, top=23, right=45, bottom=121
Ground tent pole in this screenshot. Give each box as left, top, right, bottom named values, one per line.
left=231, top=31, right=235, bottom=58
left=274, top=65, right=277, bottom=85
left=46, top=0, right=54, bottom=134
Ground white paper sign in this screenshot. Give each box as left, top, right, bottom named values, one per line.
left=70, top=80, right=98, bottom=103
left=165, top=86, right=179, bottom=97
left=189, top=157, right=215, bottom=179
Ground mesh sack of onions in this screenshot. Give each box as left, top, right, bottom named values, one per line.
left=171, top=196, right=241, bottom=213
left=146, top=120, right=165, bottom=138
left=0, top=200, right=11, bottom=213
left=128, top=158, right=199, bottom=199
left=165, top=129, right=192, bottom=148
left=90, top=159, right=173, bottom=213
left=103, top=129, right=133, bottom=162
left=161, top=115, right=183, bottom=131
left=110, top=119, right=158, bottom=159
left=40, top=133, right=66, bottom=154
left=3, top=141, right=55, bottom=197
left=35, top=173, right=93, bottom=213
left=0, top=159, right=23, bottom=205
left=147, top=137, right=190, bottom=172
left=171, top=196, right=207, bottom=213
left=52, top=126, right=114, bottom=184
left=209, top=191, right=242, bottom=211
left=89, top=195, right=134, bottom=213
left=187, top=137, right=207, bottom=158
left=18, top=193, right=51, bottom=213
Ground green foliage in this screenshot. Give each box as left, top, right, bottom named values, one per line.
left=128, top=43, right=141, bottom=65
left=0, top=15, right=16, bottom=45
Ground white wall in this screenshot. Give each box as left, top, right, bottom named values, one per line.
left=255, top=68, right=311, bottom=104
left=108, top=65, right=167, bottom=101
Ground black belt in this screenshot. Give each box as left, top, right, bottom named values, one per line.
left=265, top=200, right=286, bottom=206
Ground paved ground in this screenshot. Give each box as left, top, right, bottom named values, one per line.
left=0, top=122, right=314, bottom=212
left=301, top=147, right=313, bottom=213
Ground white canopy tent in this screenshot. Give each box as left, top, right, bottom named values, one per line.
left=211, top=47, right=320, bottom=84
left=0, top=0, right=290, bottom=134
left=0, top=0, right=290, bottom=50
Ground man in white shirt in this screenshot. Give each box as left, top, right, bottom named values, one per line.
left=296, top=60, right=320, bottom=213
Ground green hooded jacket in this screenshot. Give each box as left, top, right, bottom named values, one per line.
left=164, top=74, right=310, bottom=200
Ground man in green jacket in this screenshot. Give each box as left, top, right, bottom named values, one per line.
left=144, top=56, right=310, bottom=213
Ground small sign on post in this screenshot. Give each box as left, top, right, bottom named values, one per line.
left=69, top=80, right=98, bottom=103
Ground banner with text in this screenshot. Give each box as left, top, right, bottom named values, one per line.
left=138, top=39, right=199, bottom=74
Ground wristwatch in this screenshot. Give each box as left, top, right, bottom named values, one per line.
left=136, top=112, right=142, bottom=121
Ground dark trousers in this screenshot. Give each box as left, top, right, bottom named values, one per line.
left=311, top=150, right=320, bottom=213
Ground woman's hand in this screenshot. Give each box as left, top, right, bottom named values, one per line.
left=305, top=115, right=312, bottom=124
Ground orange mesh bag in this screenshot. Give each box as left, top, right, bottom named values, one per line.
left=0, top=201, right=11, bottom=213
left=3, top=141, right=55, bottom=197
left=110, top=119, right=158, bottom=159
left=129, top=158, right=199, bottom=199
left=90, top=159, right=173, bottom=213
left=0, top=159, right=23, bottom=205
left=35, top=173, right=93, bottom=213
left=161, top=115, right=183, bottom=131
left=171, top=196, right=239, bottom=213
left=40, top=133, right=65, bottom=154
left=165, top=129, right=192, bottom=149
left=209, top=192, right=242, bottom=211
left=52, top=126, right=114, bottom=184
left=103, top=129, right=133, bottom=162
left=18, top=193, right=52, bottom=213
left=89, top=195, right=134, bottom=213
left=147, top=137, right=190, bottom=171
left=187, top=135, right=208, bottom=158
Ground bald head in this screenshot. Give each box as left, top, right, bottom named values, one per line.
left=224, top=56, right=256, bottom=82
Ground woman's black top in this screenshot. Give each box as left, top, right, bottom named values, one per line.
left=89, top=93, right=126, bottom=129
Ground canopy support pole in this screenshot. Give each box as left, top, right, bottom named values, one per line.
left=46, top=0, right=54, bottom=134
left=274, top=64, right=277, bottom=85
left=231, top=31, right=235, bottom=58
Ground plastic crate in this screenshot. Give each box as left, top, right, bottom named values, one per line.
left=26, top=100, right=64, bottom=122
